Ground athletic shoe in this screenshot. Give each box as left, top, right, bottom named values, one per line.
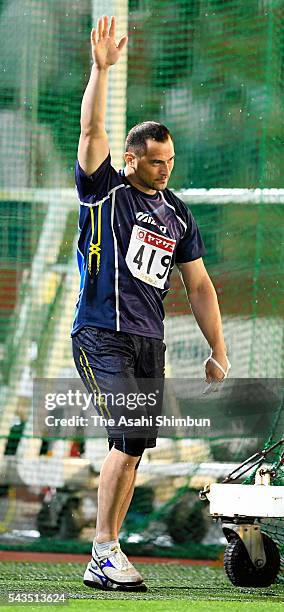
left=83, top=559, right=147, bottom=592
left=92, top=542, right=143, bottom=586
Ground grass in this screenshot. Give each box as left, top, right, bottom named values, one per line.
left=0, top=561, right=283, bottom=610
left=0, top=602, right=284, bottom=612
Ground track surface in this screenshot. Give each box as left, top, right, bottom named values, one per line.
left=0, top=550, right=223, bottom=565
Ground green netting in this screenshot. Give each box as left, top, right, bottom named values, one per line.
left=127, top=0, right=284, bottom=188
left=0, top=0, right=284, bottom=585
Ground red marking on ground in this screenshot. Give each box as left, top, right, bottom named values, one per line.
left=0, top=550, right=223, bottom=566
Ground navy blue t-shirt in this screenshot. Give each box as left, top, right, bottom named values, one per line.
left=71, top=154, right=205, bottom=339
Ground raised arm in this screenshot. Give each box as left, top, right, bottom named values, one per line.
left=78, top=16, right=128, bottom=176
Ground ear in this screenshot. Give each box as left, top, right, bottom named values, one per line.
left=124, top=151, right=136, bottom=167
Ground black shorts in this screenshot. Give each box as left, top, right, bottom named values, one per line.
left=72, top=327, right=165, bottom=457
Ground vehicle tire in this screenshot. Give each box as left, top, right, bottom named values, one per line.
left=224, top=533, right=280, bottom=587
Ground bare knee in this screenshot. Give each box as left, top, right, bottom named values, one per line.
left=112, top=448, right=141, bottom=471
left=113, top=450, right=142, bottom=473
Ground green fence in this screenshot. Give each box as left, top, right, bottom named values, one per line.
left=0, top=0, right=283, bottom=578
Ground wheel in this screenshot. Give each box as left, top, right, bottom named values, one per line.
left=224, top=533, right=280, bottom=587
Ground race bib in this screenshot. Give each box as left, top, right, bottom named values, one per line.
left=126, top=225, right=176, bottom=289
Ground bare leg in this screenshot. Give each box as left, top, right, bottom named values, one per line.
left=95, top=447, right=140, bottom=543
left=117, top=471, right=137, bottom=533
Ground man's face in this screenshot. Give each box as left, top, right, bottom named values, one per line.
left=125, top=137, right=175, bottom=193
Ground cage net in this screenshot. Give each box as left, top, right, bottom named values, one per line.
left=0, top=0, right=283, bottom=580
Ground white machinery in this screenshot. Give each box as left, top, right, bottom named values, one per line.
left=200, top=438, right=284, bottom=587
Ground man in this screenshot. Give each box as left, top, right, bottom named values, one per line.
left=72, top=15, right=229, bottom=592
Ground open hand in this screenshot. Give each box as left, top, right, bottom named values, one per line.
left=91, top=16, right=128, bottom=70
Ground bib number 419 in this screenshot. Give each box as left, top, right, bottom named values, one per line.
left=133, top=245, right=171, bottom=279
left=126, top=225, right=176, bottom=289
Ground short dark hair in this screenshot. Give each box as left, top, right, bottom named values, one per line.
left=125, top=121, right=173, bottom=156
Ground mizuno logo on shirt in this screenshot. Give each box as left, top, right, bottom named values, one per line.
left=136, top=212, right=156, bottom=224
left=135, top=212, right=167, bottom=234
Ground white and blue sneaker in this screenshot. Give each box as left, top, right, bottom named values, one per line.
left=92, top=542, right=144, bottom=587
left=83, top=558, right=147, bottom=592
left=84, top=560, right=118, bottom=590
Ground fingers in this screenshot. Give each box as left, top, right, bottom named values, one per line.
left=205, top=360, right=222, bottom=382
left=97, top=17, right=103, bottom=39
left=202, top=381, right=221, bottom=395
left=204, top=352, right=230, bottom=384
left=205, top=362, right=225, bottom=383
left=91, top=28, right=97, bottom=46
left=94, top=16, right=127, bottom=44
left=109, top=15, right=116, bottom=38
left=96, top=15, right=109, bottom=39
left=117, top=35, right=128, bottom=52
left=102, top=15, right=108, bottom=37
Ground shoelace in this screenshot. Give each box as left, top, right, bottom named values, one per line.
left=97, top=544, right=130, bottom=571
